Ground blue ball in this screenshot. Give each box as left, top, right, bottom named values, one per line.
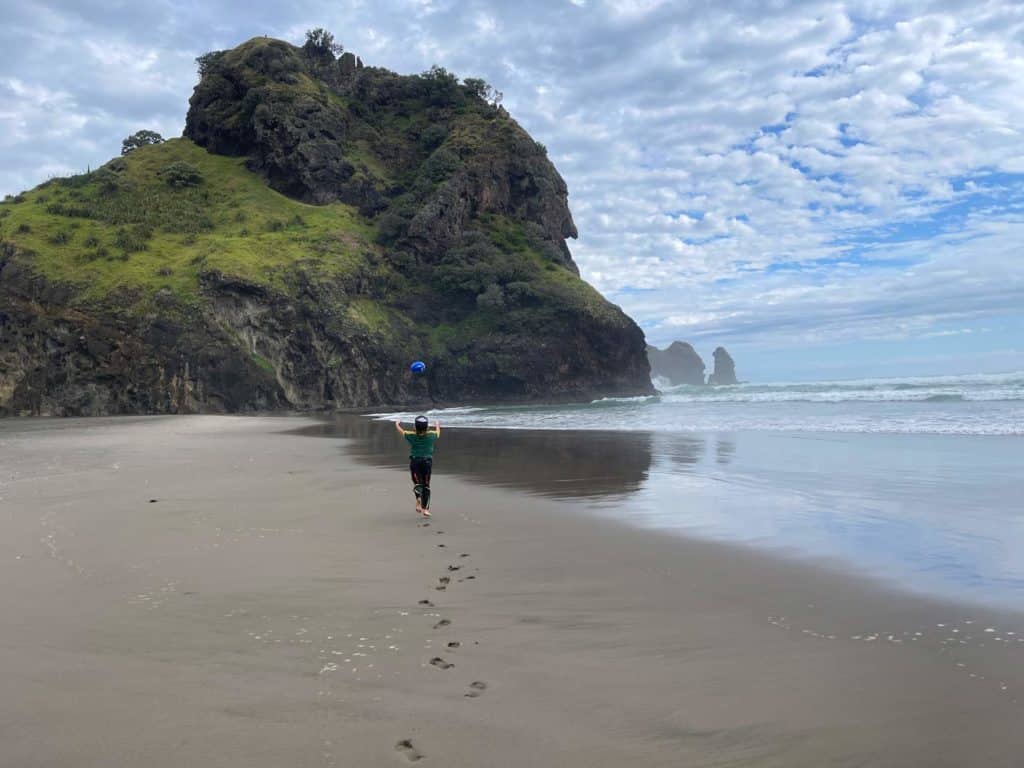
left=410, top=360, right=426, bottom=374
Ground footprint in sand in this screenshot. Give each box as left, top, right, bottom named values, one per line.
left=447, top=641, right=461, bottom=649
left=439, top=576, right=451, bottom=585
left=447, top=565, right=461, bottom=572
left=395, top=739, right=424, bottom=762
left=437, top=543, right=446, bottom=548
left=465, top=681, right=487, bottom=698
left=418, top=599, right=434, bottom=607
left=430, top=656, right=454, bottom=670
left=459, top=553, right=470, bottom=558
left=433, top=619, right=451, bottom=629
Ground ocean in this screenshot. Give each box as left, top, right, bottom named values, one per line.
left=380, top=371, right=1024, bottom=436
left=357, top=371, right=1024, bottom=611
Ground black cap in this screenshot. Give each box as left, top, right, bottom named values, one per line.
left=414, top=415, right=429, bottom=430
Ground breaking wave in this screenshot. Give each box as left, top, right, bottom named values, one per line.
left=373, top=372, right=1024, bottom=436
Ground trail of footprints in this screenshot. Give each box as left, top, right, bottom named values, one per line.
left=398, top=525, right=489, bottom=760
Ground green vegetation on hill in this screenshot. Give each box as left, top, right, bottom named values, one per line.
left=0, top=132, right=613, bottom=330
left=0, top=139, right=381, bottom=312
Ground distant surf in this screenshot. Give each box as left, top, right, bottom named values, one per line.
left=374, top=371, right=1024, bottom=436
left=649, top=371, right=1024, bottom=403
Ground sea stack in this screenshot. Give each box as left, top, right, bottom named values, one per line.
left=646, top=342, right=705, bottom=386
left=707, top=347, right=738, bottom=385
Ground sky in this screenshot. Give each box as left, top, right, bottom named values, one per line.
left=2, top=0, right=1023, bottom=382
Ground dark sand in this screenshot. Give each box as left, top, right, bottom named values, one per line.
left=1, top=416, right=1022, bottom=767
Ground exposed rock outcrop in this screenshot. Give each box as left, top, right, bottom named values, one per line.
left=707, top=346, right=738, bottom=385
left=646, top=342, right=705, bottom=386
left=183, top=39, right=578, bottom=267
left=338, top=52, right=363, bottom=75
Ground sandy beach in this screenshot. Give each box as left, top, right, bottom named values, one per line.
left=2, top=415, right=1022, bottom=767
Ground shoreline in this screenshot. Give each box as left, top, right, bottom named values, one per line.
left=2, top=415, right=1023, bottom=766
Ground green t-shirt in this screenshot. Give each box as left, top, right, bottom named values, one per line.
left=405, top=431, right=439, bottom=458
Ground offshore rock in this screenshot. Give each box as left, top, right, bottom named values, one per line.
left=646, top=342, right=705, bottom=386
left=707, top=346, right=738, bottom=385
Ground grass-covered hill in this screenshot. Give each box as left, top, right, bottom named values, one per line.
left=0, top=35, right=652, bottom=416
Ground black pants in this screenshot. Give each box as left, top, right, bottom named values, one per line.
left=410, top=457, right=433, bottom=509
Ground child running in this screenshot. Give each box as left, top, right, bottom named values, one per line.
left=394, top=416, right=440, bottom=517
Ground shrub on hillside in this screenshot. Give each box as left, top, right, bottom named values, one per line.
left=462, top=77, right=503, bottom=106
left=158, top=161, right=203, bottom=188
left=419, top=66, right=464, bottom=108
left=420, top=124, right=449, bottom=151
left=92, top=159, right=128, bottom=193
left=476, top=283, right=506, bottom=312
left=375, top=209, right=411, bottom=245
left=196, top=50, right=226, bottom=77
left=422, top=146, right=461, bottom=182
left=303, top=28, right=343, bottom=61
left=114, top=225, right=152, bottom=253
left=122, top=130, right=165, bottom=155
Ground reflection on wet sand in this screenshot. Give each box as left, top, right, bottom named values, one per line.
left=716, top=436, right=736, bottom=465
left=666, top=435, right=705, bottom=469
left=291, top=416, right=655, bottom=501
left=289, top=417, right=1024, bottom=608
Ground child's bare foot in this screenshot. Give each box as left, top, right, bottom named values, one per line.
left=421, top=508, right=432, bottom=517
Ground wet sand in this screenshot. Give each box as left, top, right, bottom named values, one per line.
left=1, top=415, right=1022, bottom=767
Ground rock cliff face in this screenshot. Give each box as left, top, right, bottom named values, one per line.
left=0, top=36, right=652, bottom=416
left=183, top=39, right=579, bottom=269
left=707, top=346, right=738, bottom=385
left=646, top=342, right=705, bottom=386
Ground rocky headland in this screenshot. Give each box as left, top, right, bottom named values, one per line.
left=0, top=33, right=652, bottom=416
